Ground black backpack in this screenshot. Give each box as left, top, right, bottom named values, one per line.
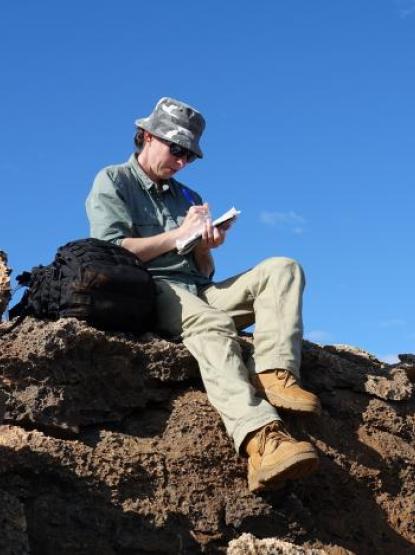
left=9, top=238, right=157, bottom=334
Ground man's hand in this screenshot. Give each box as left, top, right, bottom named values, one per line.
left=199, top=209, right=234, bottom=251
left=199, top=220, right=227, bottom=250
left=176, top=203, right=210, bottom=241
left=177, top=202, right=228, bottom=251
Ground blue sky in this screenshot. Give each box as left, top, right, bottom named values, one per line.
left=1, top=1, right=414, bottom=362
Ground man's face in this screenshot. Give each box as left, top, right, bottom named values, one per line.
left=145, top=134, right=189, bottom=180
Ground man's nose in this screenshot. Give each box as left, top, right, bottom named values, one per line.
left=176, top=157, right=187, bottom=168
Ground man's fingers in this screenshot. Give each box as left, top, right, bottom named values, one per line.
left=219, top=220, right=233, bottom=231
left=188, top=205, right=209, bottom=216
left=205, top=220, right=214, bottom=242
left=214, top=227, right=226, bottom=245
left=186, top=205, right=227, bottom=249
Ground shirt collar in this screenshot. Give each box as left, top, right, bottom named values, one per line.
left=129, top=154, right=175, bottom=196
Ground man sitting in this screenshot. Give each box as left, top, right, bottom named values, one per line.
left=86, top=97, right=320, bottom=492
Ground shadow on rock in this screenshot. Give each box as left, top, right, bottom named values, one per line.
left=0, top=439, right=200, bottom=554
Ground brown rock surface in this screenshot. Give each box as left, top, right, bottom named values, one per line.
left=0, top=317, right=414, bottom=554
left=227, top=533, right=335, bottom=554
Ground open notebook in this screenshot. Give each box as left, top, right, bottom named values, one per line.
left=176, top=207, right=241, bottom=255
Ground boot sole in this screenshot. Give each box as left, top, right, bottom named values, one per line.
left=248, top=450, right=319, bottom=493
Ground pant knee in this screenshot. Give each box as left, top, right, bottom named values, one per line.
left=259, top=257, right=305, bottom=283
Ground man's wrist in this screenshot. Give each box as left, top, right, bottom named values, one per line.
left=168, top=227, right=182, bottom=248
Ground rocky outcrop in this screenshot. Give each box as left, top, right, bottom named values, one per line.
left=0, top=250, right=11, bottom=321
left=227, top=533, right=339, bottom=554
left=0, top=315, right=414, bottom=554
left=0, top=317, right=198, bottom=434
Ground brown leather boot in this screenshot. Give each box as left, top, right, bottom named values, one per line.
left=245, top=421, right=319, bottom=492
left=252, top=369, right=321, bottom=414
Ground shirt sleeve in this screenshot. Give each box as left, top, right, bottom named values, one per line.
left=85, top=169, right=132, bottom=245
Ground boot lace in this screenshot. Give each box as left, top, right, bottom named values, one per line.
left=276, top=369, right=298, bottom=389
left=257, top=423, right=295, bottom=455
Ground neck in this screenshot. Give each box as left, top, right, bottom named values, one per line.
left=136, top=151, right=161, bottom=184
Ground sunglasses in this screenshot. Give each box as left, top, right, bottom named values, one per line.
left=160, top=138, right=197, bottom=163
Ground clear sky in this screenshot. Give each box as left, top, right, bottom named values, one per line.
left=1, top=1, right=414, bottom=362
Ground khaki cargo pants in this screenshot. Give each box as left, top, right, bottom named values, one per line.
left=155, top=257, right=305, bottom=454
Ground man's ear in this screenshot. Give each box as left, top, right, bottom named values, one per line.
left=144, top=131, right=152, bottom=143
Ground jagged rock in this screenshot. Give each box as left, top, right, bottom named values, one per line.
left=395, top=354, right=415, bottom=382
left=399, top=354, right=415, bottom=365
left=227, top=533, right=331, bottom=554
left=2, top=319, right=411, bottom=434
left=0, top=250, right=11, bottom=321
left=301, top=340, right=413, bottom=401
left=322, top=344, right=383, bottom=368
left=0, top=317, right=198, bottom=433
left=0, top=317, right=414, bottom=554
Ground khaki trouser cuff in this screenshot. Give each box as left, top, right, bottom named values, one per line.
left=254, top=357, right=301, bottom=379
left=234, top=414, right=283, bottom=455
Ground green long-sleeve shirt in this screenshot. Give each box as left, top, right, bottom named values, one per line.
left=86, top=154, right=212, bottom=293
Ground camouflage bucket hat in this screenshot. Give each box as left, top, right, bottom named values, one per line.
left=135, top=97, right=205, bottom=158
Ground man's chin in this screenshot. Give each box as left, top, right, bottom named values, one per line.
left=163, top=168, right=177, bottom=177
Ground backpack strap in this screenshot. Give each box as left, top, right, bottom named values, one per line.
left=47, top=264, right=62, bottom=318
